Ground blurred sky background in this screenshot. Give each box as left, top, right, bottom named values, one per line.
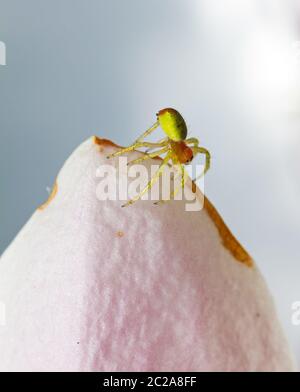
left=0, top=0, right=300, bottom=367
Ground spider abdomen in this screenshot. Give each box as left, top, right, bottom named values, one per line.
left=157, top=108, right=187, bottom=141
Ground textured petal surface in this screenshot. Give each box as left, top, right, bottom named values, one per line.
left=0, top=137, right=295, bottom=371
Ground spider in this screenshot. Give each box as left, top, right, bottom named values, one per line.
left=107, top=108, right=210, bottom=207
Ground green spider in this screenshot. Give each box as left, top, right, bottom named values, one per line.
left=107, top=108, right=211, bottom=207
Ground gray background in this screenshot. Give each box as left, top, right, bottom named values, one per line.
left=0, top=0, right=300, bottom=367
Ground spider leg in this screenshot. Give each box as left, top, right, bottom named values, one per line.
left=134, top=121, right=160, bottom=143
left=179, top=163, right=187, bottom=189
left=154, top=159, right=187, bottom=205
left=191, top=146, right=211, bottom=181
left=185, top=137, right=199, bottom=146
left=106, top=140, right=168, bottom=159
left=186, top=139, right=210, bottom=179
left=172, top=164, right=187, bottom=200
left=122, top=152, right=171, bottom=207
left=127, top=147, right=169, bottom=166
left=145, top=137, right=169, bottom=153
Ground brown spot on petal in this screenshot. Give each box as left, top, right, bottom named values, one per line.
left=204, top=196, right=253, bottom=268
left=38, top=181, right=58, bottom=211
left=116, top=231, right=124, bottom=238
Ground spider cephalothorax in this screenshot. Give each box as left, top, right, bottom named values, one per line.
left=107, top=108, right=210, bottom=207
left=169, top=140, right=194, bottom=164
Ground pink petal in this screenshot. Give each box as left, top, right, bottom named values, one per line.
left=0, top=137, right=295, bottom=371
